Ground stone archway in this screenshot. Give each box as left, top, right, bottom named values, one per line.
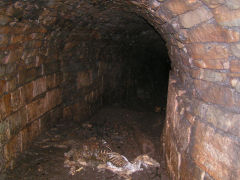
left=129, top=0, right=240, bottom=179
left=0, top=0, right=240, bottom=179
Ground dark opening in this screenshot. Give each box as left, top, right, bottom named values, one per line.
left=101, top=19, right=171, bottom=112
left=119, top=28, right=171, bottom=111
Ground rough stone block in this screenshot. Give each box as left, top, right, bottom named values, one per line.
left=165, top=127, right=179, bottom=179
left=0, top=34, right=9, bottom=46
left=21, top=49, right=35, bottom=62
left=184, top=111, right=195, bottom=125
left=231, top=43, right=240, bottom=58
left=20, top=82, right=33, bottom=104
left=18, top=68, right=38, bottom=85
left=10, top=89, right=22, bottom=112
left=0, top=80, right=7, bottom=96
left=201, top=0, right=224, bottom=8
left=226, top=0, right=240, bottom=9
left=174, top=118, right=191, bottom=153
left=0, top=15, right=11, bottom=26
left=10, top=35, right=24, bottom=44
left=0, top=94, right=11, bottom=120
left=191, top=69, right=227, bottom=82
left=229, top=73, right=240, bottom=78
left=155, top=7, right=172, bottom=24
left=35, top=55, right=45, bottom=67
left=5, top=63, right=17, bottom=75
left=1, top=50, right=22, bottom=64
left=43, top=61, right=60, bottom=75
left=64, top=42, right=78, bottom=50
left=164, top=0, right=201, bottom=16
left=194, top=100, right=240, bottom=137
left=31, top=40, right=42, bottom=48
left=194, top=79, right=240, bottom=108
left=20, top=124, right=35, bottom=152
left=0, top=120, right=10, bottom=144
left=231, top=78, right=240, bottom=93
left=45, top=88, right=62, bottom=111
left=230, top=60, right=240, bottom=72
left=6, top=78, right=17, bottom=92
left=7, top=107, right=27, bottom=137
left=179, top=6, right=213, bottom=28
left=26, top=97, right=45, bottom=122
left=182, top=23, right=240, bottom=43
left=166, top=77, right=178, bottom=128
left=192, top=121, right=240, bottom=180
left=0, top=65, right=6, bottom=76
left=213, top=6, right=240, bottom=26
left=187, top=43, right=229, bottom=61
left=77, top=71, right=92, bottom=89
left=193, top=59, right=229, bottom=70
left=149, top=0, right=160, bottom=10
left=33, top=76, right=46, bottom=97
left=180, top=154, right=204, bottom=180
left=164, top=77, right=180, bottom=178
left=46, top=73, right=62, bottom=89
left=0, top=26, right=10, bottom=34
left=46, top=74, right=55, bottom=89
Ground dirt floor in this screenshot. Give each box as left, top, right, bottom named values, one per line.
left=3, top=106, right=169, bottom=180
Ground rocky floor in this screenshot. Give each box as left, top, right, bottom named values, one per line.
left=3, top=106, right=169, bottom=180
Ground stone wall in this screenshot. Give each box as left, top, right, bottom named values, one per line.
left=60, top=30, right=128, bottom=122
left=0, top=1, right=63, bottom=170
left=128, top=0, right=240, bottom=179
left=0, top=0, right=133, bottom=170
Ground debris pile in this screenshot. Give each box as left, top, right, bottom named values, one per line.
left=64, top=137, right=160, bottom=179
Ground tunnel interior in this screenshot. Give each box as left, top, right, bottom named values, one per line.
left=2, top=0, right=240, bottom=179
left=54, top=0, right=171, bottom=110
left=1, top=1, right=170, bottom=179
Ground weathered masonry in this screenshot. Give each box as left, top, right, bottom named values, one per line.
left=0, top=0, right=240, bottom=179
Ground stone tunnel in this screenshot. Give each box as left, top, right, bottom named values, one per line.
left=0, top=0, right=240, bottom=179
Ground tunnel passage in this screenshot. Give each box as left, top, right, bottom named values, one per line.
left=0, top=0, right=170, bottom=173
left=1, top=0, right=240, bottom=179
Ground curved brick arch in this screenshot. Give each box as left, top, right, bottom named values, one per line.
left=129, top=0, right=240, bottom=179
left=0, top=0, right=240, bottom=179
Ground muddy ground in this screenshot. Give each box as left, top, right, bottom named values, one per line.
left=3, top=106, right=169, bottom=180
